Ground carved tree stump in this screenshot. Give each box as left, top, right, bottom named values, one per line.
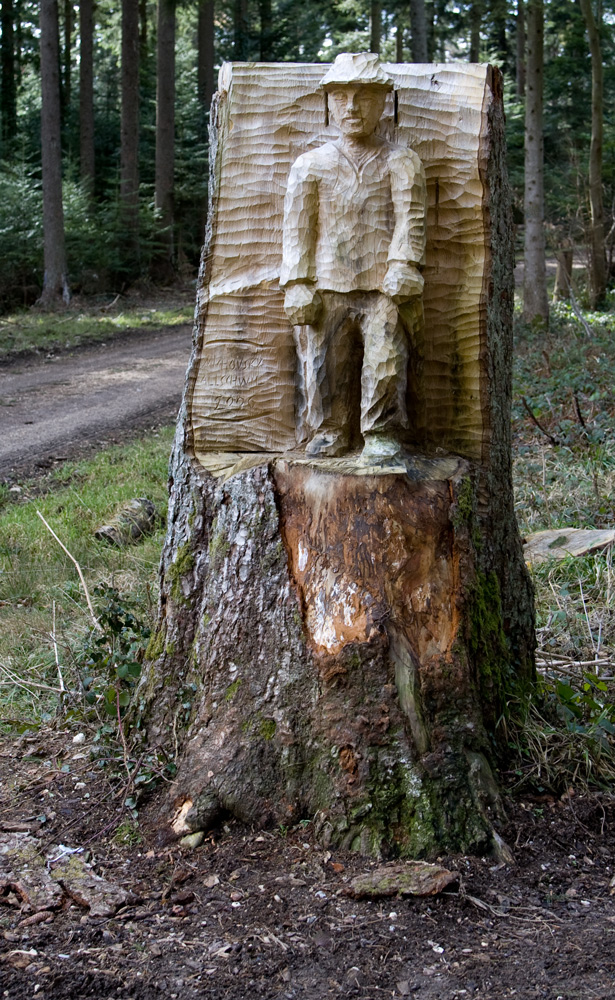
left=140, top=60, right=535, bottom=857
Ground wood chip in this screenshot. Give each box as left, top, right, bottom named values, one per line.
left=524, top=528, right=615, bottom=564
left=346, top=860, right=457, bottom=899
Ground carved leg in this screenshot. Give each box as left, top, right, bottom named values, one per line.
left=304, top=293, right=356, bottom=457
left=360, top=293, right=409, bottom=457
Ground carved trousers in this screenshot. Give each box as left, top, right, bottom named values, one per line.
left=294, top=290, right=411, bottom=443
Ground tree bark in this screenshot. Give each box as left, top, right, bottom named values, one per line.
left=140, top=65, right=535, bottom=859
left=516, top=0, right=525, bottom=97
left=523, top=0, right=548, bottom=326
left=198, top=0, right=215, bottom=120
left=396, top=14, right=404, bottom=61
left=488, top=0, right=509, bottom=74
left=79, top=0, right=95, bottom=191
left=410, top=0, right=428, bottom=62
left=233, top=0, right=249, bottom=61
left=62, top=0, right=72, bottom=112
left=259, top=0, right=272, bottom=60
left=153, top=0, right=175, bottom=281
left=1, top=0, right=16, bottom=153
left=39, top=0, right=69, bottom=306
left=370, top=0, right=381, bottom=55
left=552, top=245, right=573, bottom=302
left=139, top=0, right=147, bottom=62
left=121, top=0, right=140, bottom=271
left=579, top=0, right=606, bottom=308
left=469, top=0, right=482, bottom=62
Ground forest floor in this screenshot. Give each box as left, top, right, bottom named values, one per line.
left=1, top=725, right=614, bottom=1000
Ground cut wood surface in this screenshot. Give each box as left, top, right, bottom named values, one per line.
left=524, top=527, right=615, bottom=564
left=190, top=61, right=497, bottom=461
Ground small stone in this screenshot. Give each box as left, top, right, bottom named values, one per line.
left=180, top=831, right=204, bottom=849
left=72, top=733, right=86, bottom=745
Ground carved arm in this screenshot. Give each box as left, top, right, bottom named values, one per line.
left=383, top=150, right=427, bottom=304
left=280, top=156, right=322, bottom=325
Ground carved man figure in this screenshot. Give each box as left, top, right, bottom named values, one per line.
left=280, top=52, right=427, bottom=460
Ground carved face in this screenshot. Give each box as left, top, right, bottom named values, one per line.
left=327, top=85, right=388, bottom=139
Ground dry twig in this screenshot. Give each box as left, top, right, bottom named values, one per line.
left=36, top=511, right=102, bottom=631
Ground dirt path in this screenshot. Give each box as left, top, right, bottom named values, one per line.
left=0, top=326, right=192, bottom=481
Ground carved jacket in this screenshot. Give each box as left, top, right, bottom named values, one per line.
left=280, top=138, right=426, bottom=294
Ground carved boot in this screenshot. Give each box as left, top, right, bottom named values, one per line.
left=305, top=429, right=350, bottom=458
left=361, top=432, right=404, bottom=462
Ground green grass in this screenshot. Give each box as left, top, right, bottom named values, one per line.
left=0, top=426, right=174, bottom=722
left=0, top=294, right=193, bottom=359
left=513, top=301, right=615, bottom=533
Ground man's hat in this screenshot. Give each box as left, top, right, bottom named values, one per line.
left=320, top=52, right=394, bottom=92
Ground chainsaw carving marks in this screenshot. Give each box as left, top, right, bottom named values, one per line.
left=190, top=60, right=495, bottom=463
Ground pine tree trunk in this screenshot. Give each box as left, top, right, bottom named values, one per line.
left=62, top=0, right=72, bottom=112
left=233, top=0, right=249, bottom=60
left=410, top=0, right=428, bottom=62
left=516, top=0, right=525, bottom=97
left=139, top=0, right=148, bottom=62
left=370, top=0, right=381, bottom=55
left=395, top=15, right=404, bottom=61
left=140, top=63, right=535, bottom=859
left=552, top=246, right=573, bottom=302
left=579, top=0, right=606, bottom=308
left=259, top=0, right=272, bottom=60
left=120, top=0, right=140, bottom=272
left=153, top=0, right=175, bottom=281
left=469, top=1, right=481, bottom=62
left=489, top=0, right=509, bottom=75
left=79, top=0, right=95, bottom=191
left=39, top=0, right=69, bottom=306
left=197, top=0, right=215, bottom=109
left=523, top=0, right=548, bottom=325
left=1, top=0, right=16, bottom=154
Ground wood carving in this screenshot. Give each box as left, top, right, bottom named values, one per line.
left=190, top=60, right=501, bottom=466
left=141, top=58, right=536, bottom=859
left=280, top=53, right=427, bottom=460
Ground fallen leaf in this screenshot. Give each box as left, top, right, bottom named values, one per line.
left=524, top=528, right=615, bottom=564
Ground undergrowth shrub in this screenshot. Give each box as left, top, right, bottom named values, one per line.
left=0, top=166, right=162, bottom=311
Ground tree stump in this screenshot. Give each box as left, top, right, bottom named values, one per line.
left=140, top=60, right=535, bottom=857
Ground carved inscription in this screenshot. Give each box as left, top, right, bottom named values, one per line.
left=207, top=354, right=263, bottom=406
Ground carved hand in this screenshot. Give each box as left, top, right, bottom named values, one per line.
left=283, top=284, right=323, bottom=326
left=382, top=263, right=424, bottom=304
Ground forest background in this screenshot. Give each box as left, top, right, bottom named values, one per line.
left=0, top=0, right=613, bottom=319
